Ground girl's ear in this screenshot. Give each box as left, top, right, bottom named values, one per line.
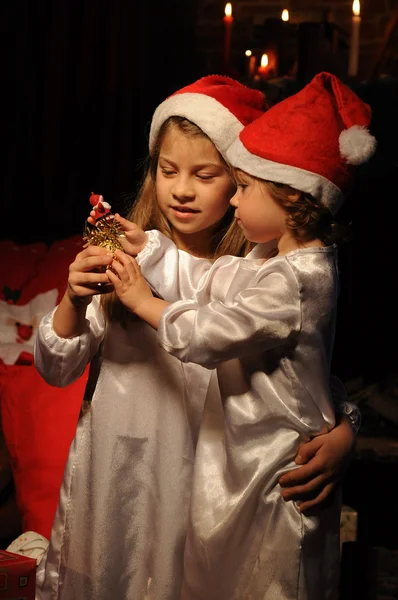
left=287, top=190, right=301, bottom=203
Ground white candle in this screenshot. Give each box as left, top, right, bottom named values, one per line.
left=248, top=55, right=257, bottom=77
left=223, top=3, right=234, bottom=66
left=348, top=0, right=361, bottom=77
left=245, top=49, right=252, bottom=77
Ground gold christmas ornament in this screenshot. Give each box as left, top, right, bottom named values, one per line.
left=83, top=192, right=125, bottom=256
left=83, top=213, right=125, bottom=254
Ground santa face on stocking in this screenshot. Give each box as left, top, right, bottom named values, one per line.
left=0, top=289, right=58, bottom=365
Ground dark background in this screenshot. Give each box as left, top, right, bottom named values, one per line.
left=3, top=0, right=398, bottom=386
left=3, top=3, right=398, bottom=582
left=2, top=0, right=199, bottom=241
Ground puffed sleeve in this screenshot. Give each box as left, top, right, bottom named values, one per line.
left=34, top=296, right=105, bottom=388
left=158, top=260, right=301, bottom=370
left=136, top=230, right=243, bottom=302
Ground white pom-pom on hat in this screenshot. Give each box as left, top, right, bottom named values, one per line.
left=339, top=125, right=377, bottom=166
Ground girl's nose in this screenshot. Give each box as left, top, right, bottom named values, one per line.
left=229, top=191, right=239, bottom=207
left=171, top=177, right=195, bottom=200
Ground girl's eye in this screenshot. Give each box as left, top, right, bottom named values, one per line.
left=197, top=174, right=214, bottom=181
left=238, top=183, right=248, bottom=190
left=160, top=168, right=176, bottom=176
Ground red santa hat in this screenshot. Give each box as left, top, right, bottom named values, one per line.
left=149, top=75, right=266, bottom=157
left=227, top=71, right=377, bottom=215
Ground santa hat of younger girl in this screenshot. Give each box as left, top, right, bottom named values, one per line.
left=149, top=75, right=267, bottom=158
left=227, top=71, right=377, bottom=215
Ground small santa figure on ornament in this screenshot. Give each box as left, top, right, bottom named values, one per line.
left=89, top=192, right=113, bottom=222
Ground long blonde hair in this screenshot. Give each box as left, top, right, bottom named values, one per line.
left=102, top=117, right=251, bottom=323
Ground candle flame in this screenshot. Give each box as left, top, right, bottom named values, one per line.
left=261, top=54, right=269, bottom=68
left=352, top=0, right=360, bottom=17
left=245, top=49, right=252, bottom=57
left=281, top=9, right=289, bottom=22
left=225, top=3, right=232, bottom=18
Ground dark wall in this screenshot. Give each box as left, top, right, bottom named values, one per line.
left=3, top=2, right=397, bottom=383
left=2, top=0, right=199, bottom=243
left=331, top=79, right=398, bottom=383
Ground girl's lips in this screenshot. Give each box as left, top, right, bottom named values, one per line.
left=171, top=206, right=200, bottom=219
left=171, top=205, right=199, bottom=213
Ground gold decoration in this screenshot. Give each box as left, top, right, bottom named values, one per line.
left=83, top=214, right=125, bottom=254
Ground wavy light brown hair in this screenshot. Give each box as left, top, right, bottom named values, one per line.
left=234, top=169, right=351, bottom=247
left=102, top=117, right=251, bottom=323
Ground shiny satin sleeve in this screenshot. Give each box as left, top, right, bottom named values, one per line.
left=330, top=373, right=361, bottom=434
left=136, top=230, right=243, bottom=301
left=34, top=296, right=105, bottom=387
left=158, top=259, right=301, bottom=370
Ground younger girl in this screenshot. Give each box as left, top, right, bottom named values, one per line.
left=34, top=75, right=358, bottom=600
left=105, top=72, right=375, bottom=599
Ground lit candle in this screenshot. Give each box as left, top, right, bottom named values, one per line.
left=245, top=49, right=256, bottom=78
left=281, top=9, right=289, bottom=22
left=258, top=53, right=270, bottom=79
left=348, top=0, right=361, bottom=77
left=245, top=49, right=252, bottom=76
left=223, top=3, right=234, bottom=66
left=279, top=9, right=290, bottom=76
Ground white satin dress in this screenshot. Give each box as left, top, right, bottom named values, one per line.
left=34, top=304, right=211, bottom=599
left=136, top=232, right=342, bottom=600
left=33, top=234, right=350, bottom=600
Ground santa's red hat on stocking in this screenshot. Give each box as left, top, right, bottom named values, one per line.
left=149, top=75, right=267, bottom=158
left=227, top=71, right=377, bottom=215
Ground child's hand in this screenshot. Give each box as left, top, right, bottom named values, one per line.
left=67, top=246, right=114, bottom=305
left=106, top=249, right=153, bottom=313
left=279, top=417, right=354, bottom=513
left=114, top=215, right=148, bottom=256
left=85, top=212, right=147, bottom=255
left=87, top=210, right=97, bottom=226
left=86, top=208, right=112, bottom=225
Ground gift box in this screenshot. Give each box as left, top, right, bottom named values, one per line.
left=0, top=550, right=36, bottom=599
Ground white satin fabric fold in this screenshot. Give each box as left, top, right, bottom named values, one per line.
left=138, top=233, right=342, bottom=599
left=137, top=231, right=356, bottom=419
left=34, top=297, right=212, bottom=599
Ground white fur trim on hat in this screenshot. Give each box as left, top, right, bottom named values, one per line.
left=339, top=125, right=377, bottom=166
left=149, top=93, right=244, bottom=157
left=228, top=137, right=344, bottom=215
